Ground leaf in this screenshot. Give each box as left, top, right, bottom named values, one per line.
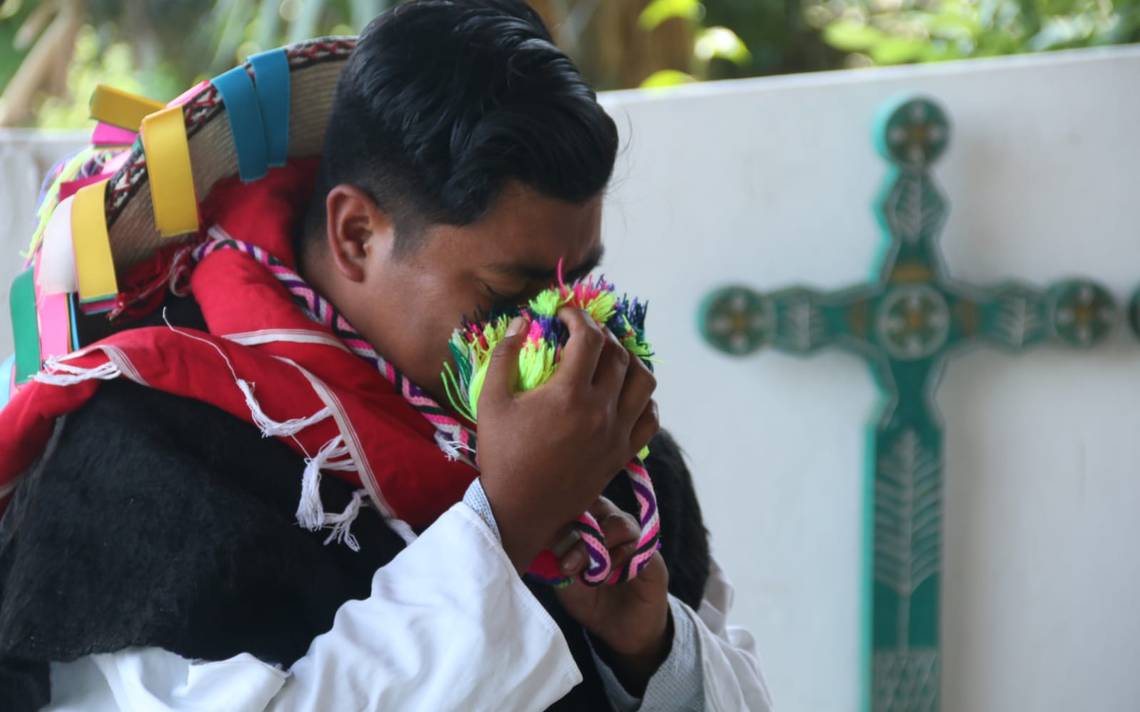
left=919, top=42, right=967, bottom=62
left=287, top=0, right=326, bottom=44
left=823, top=20, right=885, bottom=52
left=0, top=0, right=25, bottom=22
left=639, top=69, right=698, bottom=89
left=638, top=0, right=703, bottom=31
left=874, top=430, right=942, bottom=600
left=870, top=36, right=929, bottom=64
left=921, top=10, right=981, bottom=39
left=207, top=0, right=257, bottom=74
left=695, top=26, right=753, bottom=65
left=254, top=0, right=283, bottom=49
left=349, top=0, right=392, bottom=32
left=1028, top=17, right=1094, bottom=51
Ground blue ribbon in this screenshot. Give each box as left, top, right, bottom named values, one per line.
left=0, top=355, right=14, bottom=410
left=249, top=49, right=291, bottom=168
left=68, top=293, right=81, bottom=354
left=211, top=66, right=269, bottom=182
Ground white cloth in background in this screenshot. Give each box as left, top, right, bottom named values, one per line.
left=0, top=131, right=87, bottom=355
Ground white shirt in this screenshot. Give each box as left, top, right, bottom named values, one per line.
left=45, top=487, right=772, bottom=711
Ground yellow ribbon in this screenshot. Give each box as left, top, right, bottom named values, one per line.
left=90, top=84, right=164, bottom=130
left=71, top=180, right=118, bottom=303
left=141, top=105, right=199, bottom=237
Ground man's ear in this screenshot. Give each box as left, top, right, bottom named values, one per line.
left=324, top=184, right=394, bottom=283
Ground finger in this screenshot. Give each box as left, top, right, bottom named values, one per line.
left=629, top=399, right=660, bottom=457
left=617, top=357, right=656, bottom=424
left=592, top=329, right=631, bottom=394
left=587, top=495, right=621, bottom=519
left=599, top=511, right=641, bottom=550
left=479, top=316, right=528, bottom=410
left=558, top=541, right=590, bottom=576
left=592, top=503, right=642, bottom=580
left=549, top=525, right=581, bottom=557
left=553, top=307, right=605, bottom=387
left=587, top=497, right=640, bottom=548
left=606, top=540, right=641, bottom=583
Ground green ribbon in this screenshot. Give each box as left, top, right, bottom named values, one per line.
left=10, top=268, right=41, bottom=385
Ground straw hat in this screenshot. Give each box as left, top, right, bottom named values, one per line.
left=6, top=37, right=357, bottom=388
left=104, top=36, right=356, bottom=269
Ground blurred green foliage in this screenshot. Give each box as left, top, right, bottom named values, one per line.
left=0, top=0, right=1137, bottom=127
left=36, top=26, right=140, bottom=129
left=0, top=0, right=392, bottom=127
left=639, top=0, right=755, bottom=86
left=811, top=0, right=1140, bottom=66
left=638, top=0, right=840, bottom=87
left=0, top=0, right=30, bottom=93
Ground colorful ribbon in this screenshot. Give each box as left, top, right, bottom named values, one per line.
left=92, top=122, right=138, bottom=148
left=39, top=195, right=77, bottom=295
left=211, top=66, right=269, bottom=183
left=10, top=268, right=40, bottom=385
left=71, top=180, right=118, bottom=309
left=249, top=49, right=291, bottom=168
left=89, top=85, right=164, bottom=131
left=34, top=250, right=72, bottom=360
left=140, top=105, right=199, bottom=237
left=0, top=355, right=14, bottom=409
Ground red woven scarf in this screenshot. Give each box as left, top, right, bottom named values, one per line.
left=0, top=161, right=480, bottom=538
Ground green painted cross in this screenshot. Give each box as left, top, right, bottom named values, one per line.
left=698, top=96, right=1117, bottom=712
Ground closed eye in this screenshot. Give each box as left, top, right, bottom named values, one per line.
left=481, top=281, right=531, bottom=308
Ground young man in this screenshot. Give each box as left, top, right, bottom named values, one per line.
left=0, top=1, right=771, bottom=709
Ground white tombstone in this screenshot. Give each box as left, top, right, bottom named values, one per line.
left=599, top=45, right=1140, bottom=712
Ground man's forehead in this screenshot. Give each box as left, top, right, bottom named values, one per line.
left=486, top=243, right=605, bottom=283
left=476, top=184, right=605, bottom=280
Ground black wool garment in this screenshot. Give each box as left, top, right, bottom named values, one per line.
left=0, top=379, right=710, bottom=711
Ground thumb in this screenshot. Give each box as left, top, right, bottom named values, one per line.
left=480, top=316, right=528, bottom=409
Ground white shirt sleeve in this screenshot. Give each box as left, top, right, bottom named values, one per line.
left=589, top=595, right=705, bottom=711
left=470, top=479, right=771, bottom=711
left=584, top=556, right=773, bottom=712
left=46, top=501, right=583, bottom=712
left=689, top=557, right=774, bottom=711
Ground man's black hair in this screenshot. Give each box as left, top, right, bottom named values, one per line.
left=300, top=0, right=619, bottom=253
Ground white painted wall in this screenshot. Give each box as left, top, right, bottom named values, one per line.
left=2, top=44, right=1139, bottom=712
left=598, top=46, right=1140, bottom=712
